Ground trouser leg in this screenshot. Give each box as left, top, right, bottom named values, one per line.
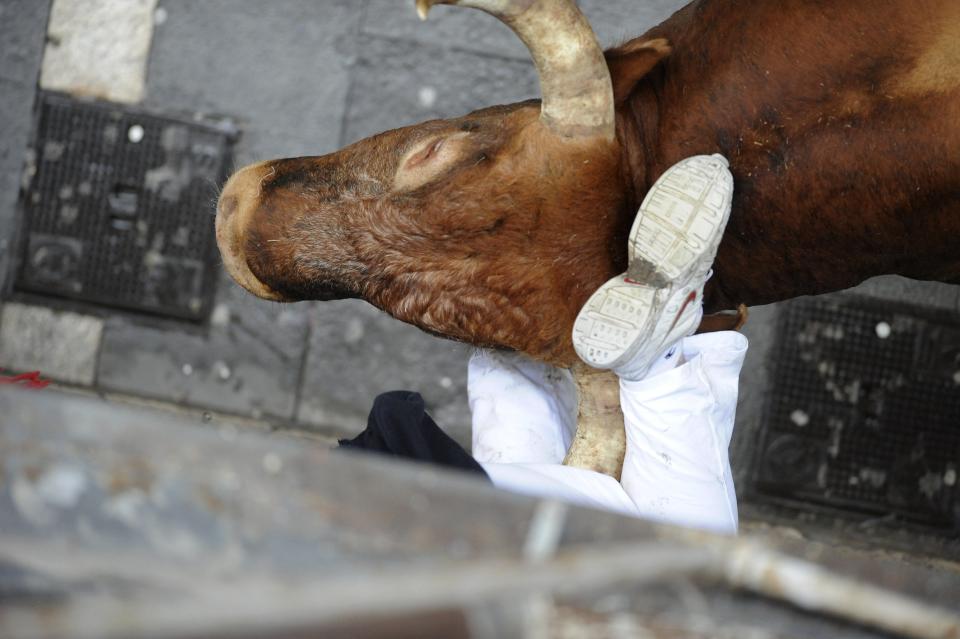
left=618, top=331, right=748, bottom=534
left=339, top=391, right=489, bottom=478
left=468, top=349, right=577, bottom=464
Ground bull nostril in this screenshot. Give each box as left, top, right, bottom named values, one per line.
left=227, top=224, right=243, bottom=259
left=219, top=195, right=239, bottom=221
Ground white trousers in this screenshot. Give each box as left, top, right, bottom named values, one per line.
left=469, top=331, right=749, bottom=535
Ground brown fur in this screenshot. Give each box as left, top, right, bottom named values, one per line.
left=233, top=105, right=628, bottom=363
left=217, top=0, right=960, bottom=367
left=632, top=0, right=960, bottom=311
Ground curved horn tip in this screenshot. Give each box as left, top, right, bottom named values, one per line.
left=415, top=0, right=448, bottom=20
left=415, top=0, right=430, bottom=20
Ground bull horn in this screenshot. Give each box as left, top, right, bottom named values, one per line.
left=416, top=0, right=615, bottom=141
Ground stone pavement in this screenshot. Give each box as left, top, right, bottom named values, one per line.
left=0, top=0, right=957, bottom=470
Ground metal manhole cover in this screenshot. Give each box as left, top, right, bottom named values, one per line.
left=752, top=295, right=960, bottom=530
left=15, top=92, right=234, bottom=321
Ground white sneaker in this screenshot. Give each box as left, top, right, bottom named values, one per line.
left=572, top=154, right=733, bottom=380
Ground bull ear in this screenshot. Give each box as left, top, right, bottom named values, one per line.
left=605, top=38, right=672, bottom=104
left=393, top=132, right=471, bottom=192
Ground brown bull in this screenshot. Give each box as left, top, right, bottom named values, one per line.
left=215, top=0, right=960, bottom=474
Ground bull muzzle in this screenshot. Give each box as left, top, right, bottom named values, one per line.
left=215, top=162, right=288, bottom=302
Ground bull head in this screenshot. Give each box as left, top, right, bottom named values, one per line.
left=216, top=0, right=667, bottom=366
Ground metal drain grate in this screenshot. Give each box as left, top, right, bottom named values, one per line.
left=752, top=295, right=960, bottom=529
left=15, top=92, right=234, bottom=321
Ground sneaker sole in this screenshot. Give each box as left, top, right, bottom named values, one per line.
left=626, top=154, right=733, bottom=285
left=573, top=155, right=733, bottom=369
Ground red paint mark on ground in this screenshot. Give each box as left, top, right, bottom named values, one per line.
left=0, top=371, right=51, bottom=389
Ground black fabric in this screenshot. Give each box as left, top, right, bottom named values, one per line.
left=338, top=391, right=490, bottom=480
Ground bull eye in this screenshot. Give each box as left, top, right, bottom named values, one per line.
left=406, top=138, right=445, bottom=169
left=425, top=139, right=444, bottom=159
left=393, top=131, right=471, bottom=192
